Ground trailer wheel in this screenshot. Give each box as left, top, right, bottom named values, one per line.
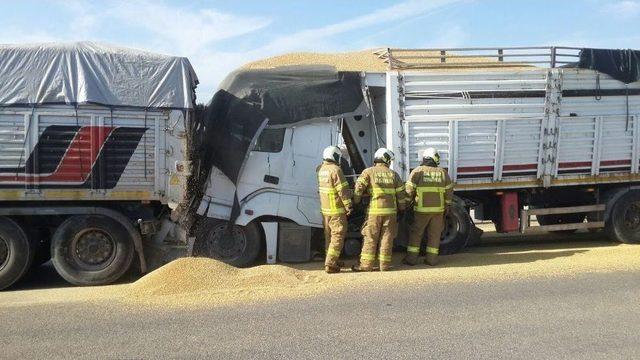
left=439, top=204, right=472, bottom=255
left=194, top=219, right=261, bottom=267
left=51, top=215, right=135, bottom=286
left=0, top=217, right=32, bottom=290
left=606, top=191, right=640, bottom=244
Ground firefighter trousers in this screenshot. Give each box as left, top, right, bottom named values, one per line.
left=360, top=214, right=398, bottom=271
left=404, top=213, right=444, bottom=265
left=323, top=214, right=347, bottom=268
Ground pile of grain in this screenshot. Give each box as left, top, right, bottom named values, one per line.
left=242, top=49, right=530, bottom=72
left=243, top=50, right=388, bottom=72
left=126, top=257, right=335, bottom=308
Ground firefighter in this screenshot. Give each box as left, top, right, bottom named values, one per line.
left=403, top=148, right=453, bottom=266
left=317, top=145, right=353, bottom=273
left=352, top=148, right=406, bottom=272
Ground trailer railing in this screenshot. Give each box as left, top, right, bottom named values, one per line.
left=377, top=46, right=583, bottom=70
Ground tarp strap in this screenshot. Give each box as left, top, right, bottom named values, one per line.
left=17, top=106, right=36, bottom=189
left=143, top=108, right=148, bottom=180
left=75, top=105, right=85, bottom=184
left=626, top=86, right=630, bottom=132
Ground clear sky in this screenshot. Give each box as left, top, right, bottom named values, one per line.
left=1, top=0, right=639, bottom=101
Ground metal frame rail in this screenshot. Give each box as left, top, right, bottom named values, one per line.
left=377, top=46, right=583, bottom=70
left=520, top=204, right=605, bottom=233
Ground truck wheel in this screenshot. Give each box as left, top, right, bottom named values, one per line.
left=194, top=219, right=261, bottom=267
left=51, top=215, right=135, bottom=286
left=439, top=204, right=472, bottom=255
left=536, top=213, right=586, bottom=234
left=606, top=191, right=640, bottom=244
left=0, top=217, right=32, bottom=290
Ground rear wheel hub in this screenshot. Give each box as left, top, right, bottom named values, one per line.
left=623, top=202, right=640, bottom=232
left=205, top=224, right=247, bottom=260
left=72, top=229, right=116, bottom=270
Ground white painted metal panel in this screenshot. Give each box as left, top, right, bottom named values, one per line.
left=559, top=68, right=639, bottom=178
left=556, top=116, right=596, bottom=175
left=502, top=118, right=543, bottom=176
left=398, top=70, right=548, bottom=185
left=0, top=113, right=25, bottom=169
left=406, top=120, right=450, bottom=171
left=395, top=67, right=640, bottom=189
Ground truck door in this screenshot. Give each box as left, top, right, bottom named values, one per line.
left=236, top=127, right=288, bottom=200
left=282, top=121, right=340, bottom=226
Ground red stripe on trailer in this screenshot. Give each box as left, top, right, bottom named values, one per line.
left=503, top=164, right=538, bottom=171
left=0, top=126, right=114, bottom=183
left=559, top=160, right=632, bottom=169
left=457, top=166, right=494, bottom=173
left=558, top=161, right=591, bottom=169
left=600, top=159, right=631, bottom=167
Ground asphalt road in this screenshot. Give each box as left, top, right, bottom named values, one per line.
left=2, top=269, right=639, bottom=359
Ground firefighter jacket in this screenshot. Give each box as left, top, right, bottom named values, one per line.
left=405, top=165, right=453, bottom=214
left=354, top=163, right=406, bottom=215
left=317, top=161, right=353, bottom=216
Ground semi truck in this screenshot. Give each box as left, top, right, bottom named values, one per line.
left=195, top=46, right=640, bottom=266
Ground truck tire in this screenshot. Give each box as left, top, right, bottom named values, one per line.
left=0, top=217, right=32, bottom=290
left=51, top=215, right=135, bottom=286
left=440, top=204, right=473, bottom=255
left=193, top=219, right=262, bottom=267
left=606, top=190, right=640, bottom=244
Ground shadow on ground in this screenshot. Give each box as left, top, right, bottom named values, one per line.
left=289, top=230, right=619, bottom=272
left=9, top=262, right=139, bottom=292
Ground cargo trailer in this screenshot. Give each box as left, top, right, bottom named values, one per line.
left=0, top=42, right=198, bottom=289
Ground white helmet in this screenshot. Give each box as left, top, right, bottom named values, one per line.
left=374, top=148, right=395, bottom=164
left=422, top=147, right=440, bottom=165
left=322, top=145, right=342, bottom=163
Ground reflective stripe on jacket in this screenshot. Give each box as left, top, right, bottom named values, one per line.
left=317, top=161, right=353, bottom=216
left=405, top=165, right=453, bottom=214
left=354, top=163, right=406, bottom=215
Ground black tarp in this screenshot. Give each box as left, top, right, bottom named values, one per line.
left=197, top=65, right=363, bottom=185
left=576, top=48, right=640, bottom=84
left=182, top=66, right=363, bottom=223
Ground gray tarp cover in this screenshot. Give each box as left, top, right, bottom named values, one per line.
left=0, top=42, right=198, bottom=109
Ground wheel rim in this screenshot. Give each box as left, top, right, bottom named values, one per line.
left=70, top=228, right=116, bottom=271
left=204, top=224, right=247, bottom=260
left=440, top=213, right=461, bottom=246
left=0, top=236, right=9, bottom=271
left=622, top=201, right=640, bottom=232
